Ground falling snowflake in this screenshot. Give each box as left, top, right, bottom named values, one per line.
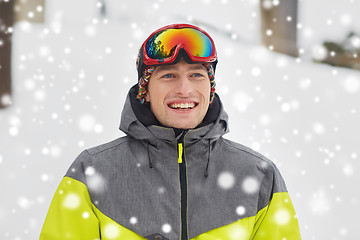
left=298, top=78, right=312, bottom=90
left=34, top=89, right=46, bottom=101
left=310, top=190, right=330, bottom=214
left=9, top=126, right=19, bottom=136
left=133, top=29, right=144, bottom=40
left=272, top=0, right=280, bottom=6
left=276, top=57, right=288, bottom=68
left=251, top=67, right=261, bottom=77
left=63, top=193, right=81, bottom=209
left=49, top=145, right=61, bottom=157
left=339, top=14, right=352, bottom=25
left=236, top=205, right=246, bottom=216
left=232, top=91, right=250, bottom=112
left=87, top=172, right=106, bottom=193
left=105, top=47, right=112, bottom=54
left=41, top=147, right=49, bottom=155
left=41, top=174, right=49, bottom=182
left=84, top=25, right=97, bottom=37
left=129, top=217, right=138, bottom=225
left=229, top=225, right=248, bottom=239
left=343, top=164, right=354, bottom=176
left=162, top=223, right=172, bottom=234
left=82, top=212, right=90, bottom=219
left=262, top=0, right=273, bottom=9
left=350, top=36, right=360, bottom=48
left=259, top=114, right=271, bottom=126
left=18, top=197, right=31, bottom=209
left=158, top=187, right=165, bottom=194
left=266, top=29, right=273, bottom=36
left=78, top=115, right=96, bottom=132
left=217, top=172, right=236, bottom=190
left=274, top=209, right=291, bottom=225
left=312, top=45, right=328, bottom=61
left=1, top=94, right=12, bottom=106
left=343, top=75, right=359, bottom=93
left=242, top=177, right=259, bottom=194
left=312, top=122, right=326, bottom=135
left=281, top=102, right=291, bottom=112
left=78, top=69, right=86, bottom=79
left=24, top=78, right=36, bottom=90
left=38, top=45, right=51, bottom=57
left=97, top=75, right=104, bottom=82
left=103, top=223, right=120, bottom=239
left=85, top=166, right=96, bottom=176
left=94, top=124, right=104, bottom=133
left=339, top=227, right=348, bottom=236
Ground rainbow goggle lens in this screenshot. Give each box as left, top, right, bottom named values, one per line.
left=141, top=24, right=217, bottom=66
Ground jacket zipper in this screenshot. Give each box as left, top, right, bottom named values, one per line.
left=177, top=131, right=188, bottom=240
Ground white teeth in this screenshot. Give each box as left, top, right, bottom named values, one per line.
left=169, top=102, right=195, bottom=109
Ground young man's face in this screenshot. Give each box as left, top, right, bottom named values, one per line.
left=145, top=58, right=211, bottom=129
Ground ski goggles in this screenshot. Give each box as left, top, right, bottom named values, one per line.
left=140, top=24, right=218, bottom=67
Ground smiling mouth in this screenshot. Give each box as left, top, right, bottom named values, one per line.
left=168, top=102, right=198, bottom=110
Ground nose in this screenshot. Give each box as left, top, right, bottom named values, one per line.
left=174, top=76, right=192, bottom=96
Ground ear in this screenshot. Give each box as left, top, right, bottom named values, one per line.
left=145, top=92, right=150, bottom=102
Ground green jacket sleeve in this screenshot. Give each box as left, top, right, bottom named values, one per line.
left=250, top=161, right=302, bottom=240
left=39, top=176, right=100, bottom=240
left=250, top=191, right=301, bottom=239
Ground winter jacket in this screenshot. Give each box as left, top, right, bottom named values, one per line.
left=40, top=85, right=301, bottom=240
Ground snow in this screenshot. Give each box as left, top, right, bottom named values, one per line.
left=343, top=75, right=360, bottom=93
left=0, top=0, right=359, bottom=239
left=40, top=173, right=49, bottom=182
left=343, top=164, right=354, bottom=176
left=236, top=205, right=246, bottom=216
left=82, top=211, right=90, bottom=219
left=129, top=216, right=138, bottom=225
left=158, top=187, right=166, bottom=194
left=274, top=208, right=291, bottom=225
left=86, top=171, right=106, bottom=193
left=78, top=114, right=96, bottom=132
left=217, top=171, right=236, bottom=190
left=162, top=223, right=172, bottom=234
left=104, top=223, right=120, bottom=238
left=85, top=166, right=96, bottom=176
left=63, top=193, right=81, bottom=209
left=242, top=176, right=259, bottom=194
left=17, top=196, right=31, bottom=209
left=229, top=225, right=248, bottom=239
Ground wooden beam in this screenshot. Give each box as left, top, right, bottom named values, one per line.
left=0, top=0, right=15, bottom=108
left=260, top=0, right=298, bottom=57
left=14, top=0, right=45, bottom=23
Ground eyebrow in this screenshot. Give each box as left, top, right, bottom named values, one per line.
left=189, top=65, right=207, bottom=70
left=155, top=64, right=206, bottom=73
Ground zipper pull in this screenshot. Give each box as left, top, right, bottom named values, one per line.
left=178, top=143, right=183, bottom=163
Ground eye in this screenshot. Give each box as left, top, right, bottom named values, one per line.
left=192, top=73, right=204, bottom=78
left=162, top=73, right=174, bottom=78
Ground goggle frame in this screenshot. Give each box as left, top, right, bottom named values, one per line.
left=140, top=23, right=218, bottom=67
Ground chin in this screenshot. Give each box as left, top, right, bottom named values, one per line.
left=180, top=123, right=199, bottom=129
left=176, top=125, right=194, bottom=129
left=169, top=121, right=197, bottom=129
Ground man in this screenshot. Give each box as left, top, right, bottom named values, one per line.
left=40, top=24, right=301, bottom=240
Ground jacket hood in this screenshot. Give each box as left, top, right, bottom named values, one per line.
left=119, top=84, right=229, bottom=145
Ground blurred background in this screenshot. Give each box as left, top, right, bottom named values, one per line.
left=0, top=0, right=359, bottom=239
